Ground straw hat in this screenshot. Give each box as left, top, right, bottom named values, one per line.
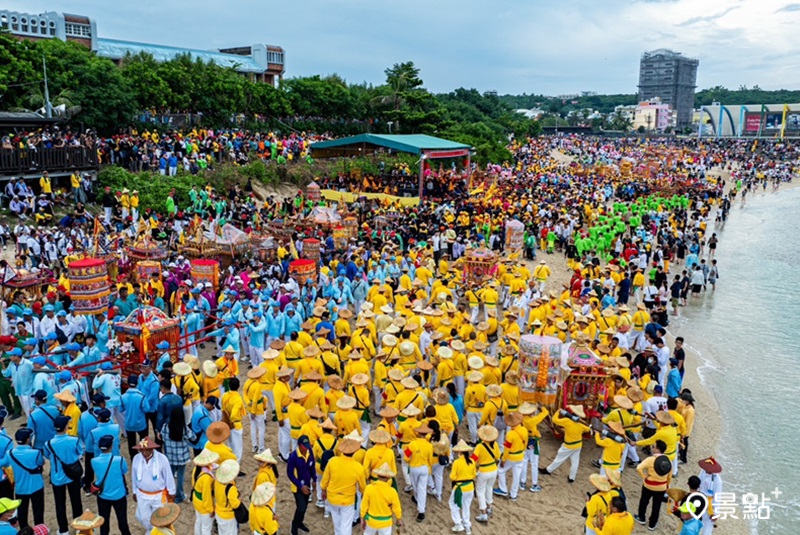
left=316, top=327, right=331, bottom=337
left=355, top=318, right=370, bottom=328
left=378, top=406, right=399, bottom=419
left=430, top=332, right=444, bottom=341
left=215, top=459, right=240, bottom=484
left=400, top=377, right=419, bottom=389
left=71, top=510, right=104, bottom=531
left=392, top=317, right=407, bottom=328
left=184, top=355, right=201, bottom=370
left=589, top=474, right=611, bottom=492
left=614, top=395, right=633, bottom=410
left=467, top=371, right=484, bottom=383
left=382, top=334, right=398, bottom=348
left=54, top=390, right=76, bottom=403
left=301, top=320, right=315, bottom=330
left=270, top=340, right=286, bottom=350
left=371, top=462, right=396, bottom=479
left=254, top=448, right=278, bottom=464
left=223, top=346, right=237, bottom=354
left=400, top=405, right=421, bottom=418
left=303, top=345, right=321, bottom=358
left=518, top=402, right=538, bottom=415
left=450, top=340, right=466, bottom=352
left=437, top=347, right=453, bottom=360
left=303, top=370, right=323, bottom=382
left=477, top=425, right=499, bottom=442
left=413, top=424, right=432, bottom=435
left=338, top=309, right=353, bottom=319
left=336, top=396, right=357, bottom=410
left=655, top=411, right=675, bottom=426
left=251, top=482, right=277, bottom=506
left=417, top=360, right=434, bottom=371
left=207, top=422, right=231, bottom=444
left=307, top=407, right=325, bottom=419
left=667, top=488, right=689, bottom=502
left=320, top=418, right=337, bottom=430
left=368, top=429, right=392, bottom=444
left=405, top=322, right=419, bottom=332
left=697, top=457, right=723, bottom=474
left=472, top=341, right=488, bottom=351
left=386, top=324, right=401, bottom=335
left=504, top=411, right=523, bottom=427
left=387, top=369, right=405, bottom=382
left=247, top=367, right=267, bottom=380
left=276, top=366, right=293, bottom=378
left=485, top=356, right=499, bottom=367
left=467, top=356, right=484, bottom=370
left=505, top=370, right=519, bottom=385
left=186, top=445, right=219, bottom=469
left=614, top=356, right=630, bottom=368
left=626, top=387, right=645, bottom=402
left=596, top=344, right=611, bottom=355
left=399, top=341, right=415, bottom=357
left=601, top=308, right=615, bottom=318
left=452, top=439, right=474, bottom=453
left=288, top=388, right=308, bottom=401
left=606, top=469, right=623, bottom=488
left=202, top=360, right=219, bottom=377
left=434, top=389, right=450, bottom=405
left=485, top=384, right=502, bottom=398
left=567, top=404, right=586, bottom=419
left=351, top=373, right=369, bottom=386
left=313, top=306, right=326, bottom=317
left=476, top=321, right=490, bottom=332
left=327, top=375, right=344, bottom=390
left=337, top=438, right=361, bottom=455
left=150, top=503, right=181, bottom=528
left=262, top=349, right=280, bottom=361
left=607, top=421, right=626, bottom=436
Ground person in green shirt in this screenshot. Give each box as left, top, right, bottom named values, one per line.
left=165, top=194, right=176, bottom=216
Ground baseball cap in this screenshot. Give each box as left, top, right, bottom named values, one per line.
left=32, top=390, right=48, bottom=401
left=654, top=385, right=663, bottom=393
left=31, top=357, right=46, bottom=366
left=92, top=393, right=110, bottom=404
left=128, top=375, right=139, bottom=386
left=0, top=497, right=21, bottom=515
left=54, top=415, right=71, bottom=432
left=14, top=428, right=33, bottom=443
left=205, top=396, right=220, bottom=409
left=58, top=370, right=72, bottom=382
left=297, top=435, right=311, bottom=448
left=98, top=435, right=114, bottom=450
left=96, top=408, right=111, bottom=420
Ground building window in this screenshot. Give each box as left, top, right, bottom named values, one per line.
left=65, top=22, right=92, bottom=37
left=267, top=51, right=283, bottom=64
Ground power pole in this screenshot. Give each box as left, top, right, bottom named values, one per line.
left=42, top=55, right=52, bottom=118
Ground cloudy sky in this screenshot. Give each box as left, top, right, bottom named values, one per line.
left=7, top=0, right=800, bottom=95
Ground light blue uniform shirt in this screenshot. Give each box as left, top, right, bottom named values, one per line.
left=3, top=444, right=44, bottom=495
left=120, top=388, right=148, bottom=432
left=91, top=453, right=128, bottom=500
left=2, top=358, right=34, bottom=396
left=191, top=405, right=213, bottom=450
left=31, top=371, right=58, bottom=408
left=140, top=372, right=160, bottom=413
left=92, top=373, right=121, bottom=409
left=89, top=422, right=120, bottom=456
left=248, top=317, right=267, bottom=349
left=44, top=433, right=84, bottom=486
left=28, top=404, right=59, bottom=450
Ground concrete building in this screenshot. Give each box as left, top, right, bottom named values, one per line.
left=638, top=49, right=698, bottom=129
left=0, top=9, right=284, bottom=85
left=632, top=98, right=674, bottom=132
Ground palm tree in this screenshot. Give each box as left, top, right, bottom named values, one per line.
left=24, top=86, right=80, bottom=116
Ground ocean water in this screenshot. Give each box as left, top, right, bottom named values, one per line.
left=669, top=186, right=800, bottom=535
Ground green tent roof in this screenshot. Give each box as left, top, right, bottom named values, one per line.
left=310, top=134, right=470, bottom=155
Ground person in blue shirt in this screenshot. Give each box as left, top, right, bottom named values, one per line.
left=67, top=333, right=104, bottom=372
left=0, top=408, right=13, bottom=500
left=156, top=379, right=183, bottom=437
left=44, top=415, right=84, bottom=535
left=3, top=428, right=45, bottom=528
left=89, top=408, right=120, bottom=458
left=112, top=285, right=136, bottom=318
left=206, top=320, right=240, bottom=359
left=315, top=312, right=336, bottom=342
left=2, top=348, right=33, bottom=418
left=27, top=390, right=58, bottom=450
left=248, top=311, right=268, bottom=366
left=29, top=357, right=57, bottom=408
left=92, top=362, right=122, bottom=415
left=138, top=361, right=160, bottom=434
left=666, top=358, right=683, bottom=399
left=183, top=305, right=204, bottom=358
left=78, top=394, right=105, bottom=493
left=21, top=338, right=38, bottom=358
left=120, top=375, right=148, bottom=460
left=155, top=340, right=173, bottom=372
left=282, top=307, right=302, bottom=343
left=190, top=396, right=217, bottom=456
left=87, top=313, right=110, bottom=354
left=677, top=500, right=703, bottom=535
left=91, top=435, right=132, bottom=535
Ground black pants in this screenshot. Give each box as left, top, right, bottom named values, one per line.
left=0, top=478, right=12, bottom=500
left=126, top=428, right=148, bottom=460
left=638, top=486, right=665, bottom=529
left=679, top=436, right=689, bottom=464
left=292, top=490, right=310, bottom=535
left=53, top=480, right=83, bottom=533
left=145, top=412, right=157, bottom=436
left=97, top=496, right=132, bottom=535
left=17, top=488, right=44, bottom=528
left=83, top=452, right=94, bottom=491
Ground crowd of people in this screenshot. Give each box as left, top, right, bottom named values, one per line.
left=0, top=133, right=794, bottom=535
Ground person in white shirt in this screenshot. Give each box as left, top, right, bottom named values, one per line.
left=131, top=437, right=176, bottom=531
left=39, top=306, right=58, bottom=340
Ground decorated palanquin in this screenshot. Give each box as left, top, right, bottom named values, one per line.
left=504, top=219, right=525, bottom=253
left=463, top=247, right=498, bottom=286
left=112, top=306, right=180, bottom=379
left=558, top=339, right=607, bottom=420
left=68, top=258, right=111, bottom=315
left=518, top=335, right=562, bottom=406
left=0, top=268, right=51, bottom=304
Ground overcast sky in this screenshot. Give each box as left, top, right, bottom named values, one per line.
left=7, top=0, right=800, bottom=95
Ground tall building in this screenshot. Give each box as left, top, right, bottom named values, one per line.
left=638, top=49, right=698, bottom=128
left=0, top=9, right=285, bottom=85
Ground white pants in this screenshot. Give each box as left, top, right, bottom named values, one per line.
left=250, top=345, right=264, bottom=367
left=104, top=207, right=112, bottom=224
left=194, top=511, right=214, bottom=535
left=701, top=511, right=714, bottom=535
left=497, top=460, right=523, bottom=498
left=134, top=493, right=163, bottom=530
left=239, top=329, right=250, bottom=359
left=399, top=454, right=411, bottom=487
left=183, top=403, right=193, bottom=427
left=329, top=503, right=355, bottom=535
left=18, top=395, right=31, bottom=418
left=449, top=488, right=474, bottom=530
left=454, top=376, right=465, bottom=398
left=216, top=515, right=237, bottom=535
left=229, top=428, right=243, bottom=461
left=475, top=470, right=497, bottom=511
left=264, top=390, right=275, bottom=419
left=546, top=445, right=582, bottom=481
left=364, top=527, right=392, bottom=535
left=372, top=386, right=382, bottom=412
left=361, top=421, right=371, bottom=448
left=278, top=420, right=291, bottom=459
left=250, top=413, right=266, bottom=450
left=467, top=412, right=481, bottom=443
left=621, top=442, right=640, bottom=472
left=430, top=463, right=444, bottom=501
left=470, top=306, right=480, bottom=324
left=410, top=466, right=429, bottom=513
left=520, top=447, right=540, bottom=486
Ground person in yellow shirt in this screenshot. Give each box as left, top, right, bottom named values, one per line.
left=287, top=388, right=310, bottom=451
left=540, top=404, right=591, bottom=482
left=69, top=171, right=82, bottom=203
left=120, top=188, right=131, bottom=219
left=321, top=438, right=367, bottom=533
left=634, top=411, right=678, bottom=469
left=479, top=384, right=507, bottom=445
left=433, top=388, right=460, bottom=439
left=221, top=378, right=246, bottom=462
left=403, top=423, right=434, bottom=522
left=55, top=390, right=81, bottom=437
left=249, top=482, right=278, bottom=535
left=213, top=459, right=241, bottom=535
left=204, top=422, right=237, bottom=465
left=595, top=496, right=635, bottom=535
left=257, top=349, right=281, bottom=419
left=39, top=171, right=52, bottom=197
left=191, top=448, right=219, bottom=535
left=252, top=449, right=279, bottom=505
left=360, top=462, right=402, bottom=534
left=334, top=395, right=361, bottom=438
left=244, top=367, right=268, bottom=454
left=533, top=260, right=551, bottom=292
left=463, top=370, right=486, bottom=444
left=585, top=474, right=615, bottom=535
left=518, top=402, right=548, bottom=492
left=677, top=390, right=695, bottom=464
left=473, top=425, right=500, bottom=524
left=312, top=418, right=338, bottom=512
left=494, top=411, right=527, bottom=500
left=215, top=349, right=239, bottom=391
left=363, top=429, right=397, bottom=484
left=593, top=422, right=627, bottom=476
left=130, top=190, right=140, bottom=221
left=634, top=441, right=673, bottom=530
left=273, top=367, right=293, bottom=461
left=448, top=440, right=477, bottom=533
left=500, top=370, right=521, bottom=411
left=335, top=308, right=353, bottom=339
